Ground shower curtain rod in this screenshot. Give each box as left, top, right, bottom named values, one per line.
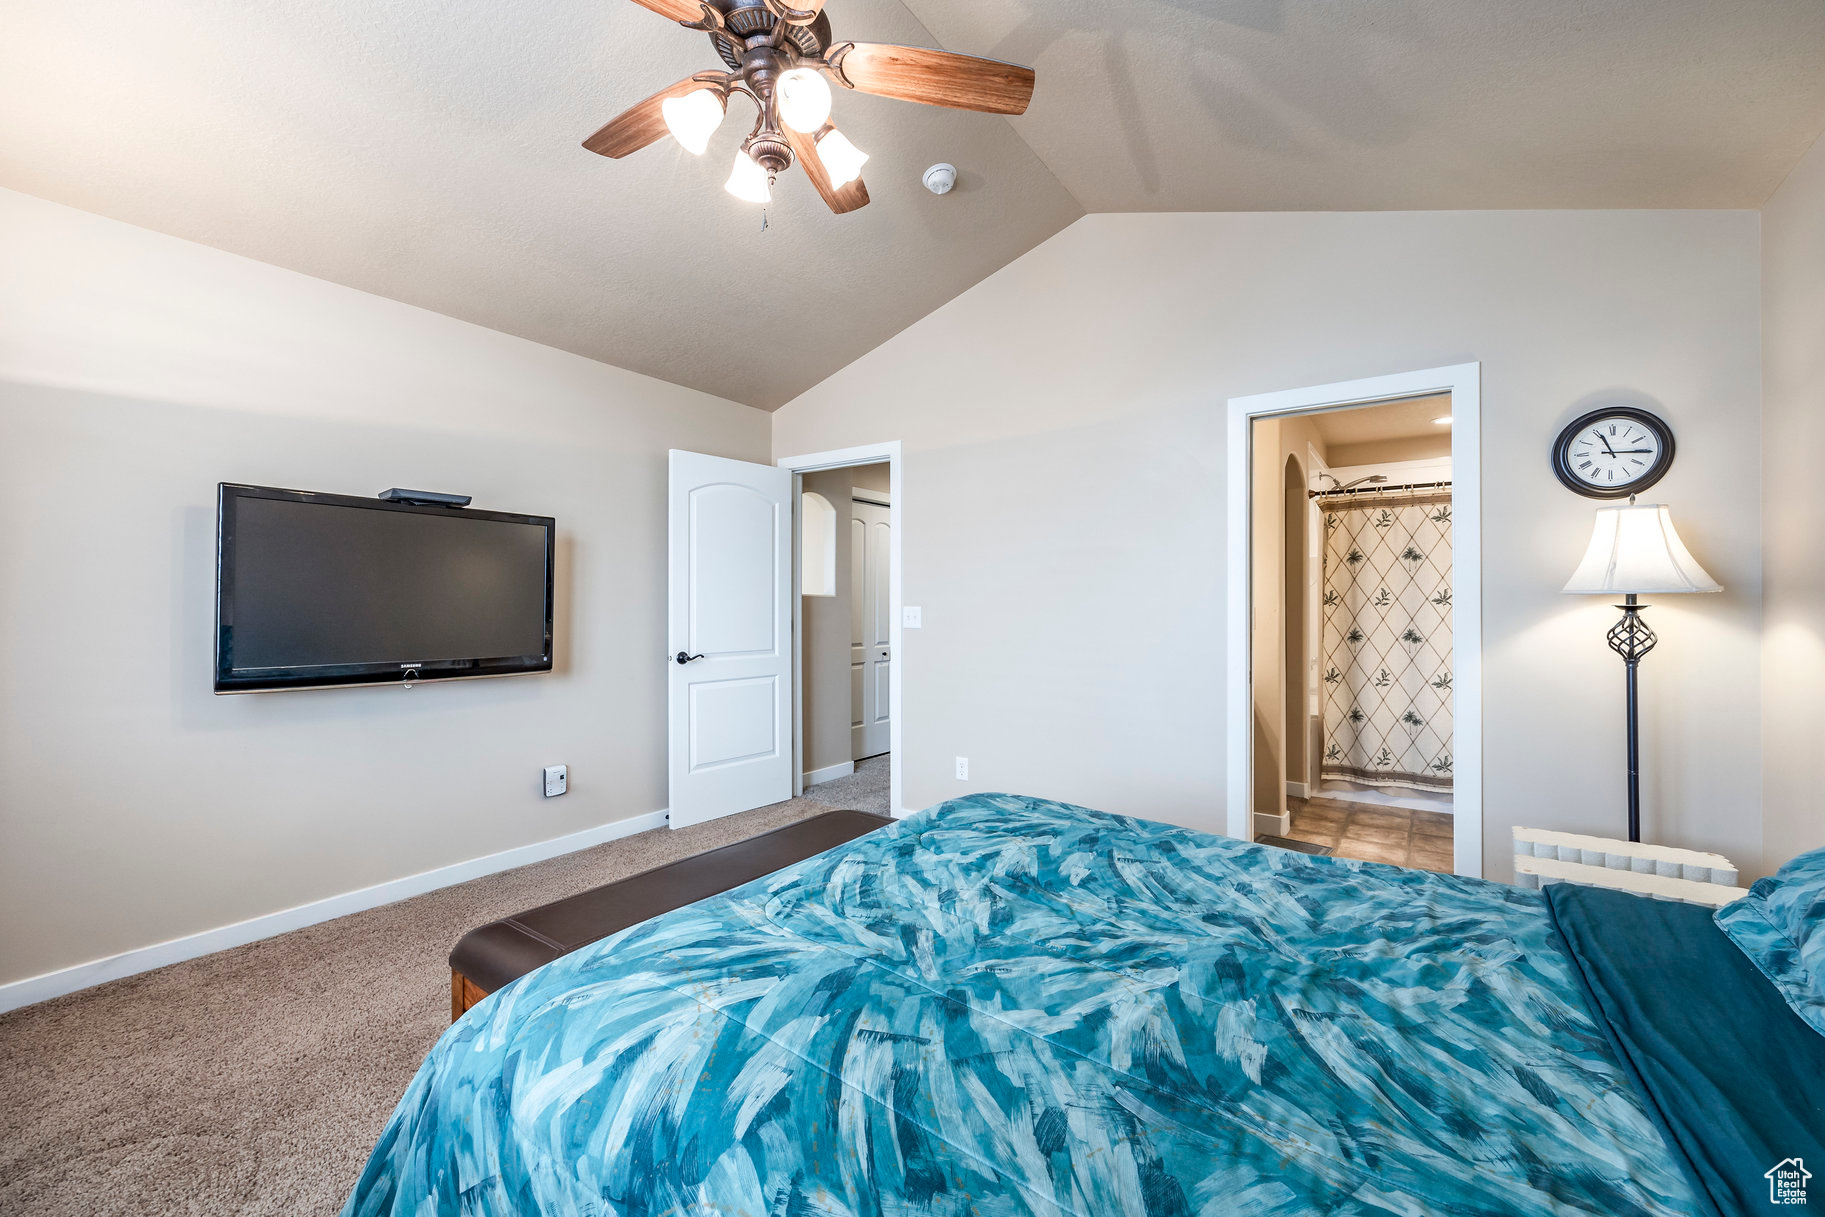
left=1309, top=479, right=1453, bottom=500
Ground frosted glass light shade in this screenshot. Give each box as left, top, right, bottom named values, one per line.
left=661, top=89, right=725, bottom=156
left=1562, top=503, right=1722, bottom=595
left=725, top=148, right=772, bottom=204
left=815, top=128, right=868, bottom=186
left=777, top=68, right=833, bottom=133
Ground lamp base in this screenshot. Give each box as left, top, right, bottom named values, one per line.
left=1605, top=594, right=1655, bottom=844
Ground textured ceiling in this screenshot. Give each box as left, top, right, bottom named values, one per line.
left=908, top=0, right=1825, bottom=211
left=0, top=0, right=1081, bottom=409
left=3, top=0, right=1823, bottom=409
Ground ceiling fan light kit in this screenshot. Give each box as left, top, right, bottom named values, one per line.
left=586, top=0, right=1036, bottom=216
left=662, top=88, right=728, bottom=155
left=725, top=146, right=774, bottom=203
left=817, top=128, right=868, bottom=186
left=776, top=67, right=834, bottom=133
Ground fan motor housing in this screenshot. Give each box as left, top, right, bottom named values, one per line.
left=709, top=0, right=832, bottom=70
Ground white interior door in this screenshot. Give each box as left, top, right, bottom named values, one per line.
left=669, top=450, right=792, bottom=829
left=850, top=497, right=891, bottom=760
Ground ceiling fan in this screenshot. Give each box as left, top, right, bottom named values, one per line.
left=584, top=0, right=1037, bottom=215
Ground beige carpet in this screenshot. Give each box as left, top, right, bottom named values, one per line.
left=802, top=753, right=890, bottom=815
left=0, top=795, right=853, bottom=1217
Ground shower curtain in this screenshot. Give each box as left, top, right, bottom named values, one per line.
left=1319, top=489, right=1454, bottom=792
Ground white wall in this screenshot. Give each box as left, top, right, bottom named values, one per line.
left=0, top=189, right=769, bottom=987
left=773, top=210, right=1764, bottom=879
left=1761, top=132, right=1825, bottom=876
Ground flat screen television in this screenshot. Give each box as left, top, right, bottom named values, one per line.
left=215, top=484, right=555, bottom=693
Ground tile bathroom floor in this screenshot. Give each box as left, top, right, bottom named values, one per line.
left=1284, top=796, right=1455, bottom=871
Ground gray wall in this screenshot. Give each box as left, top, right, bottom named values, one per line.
left=774, top=209, right=1765, bottom=879
left=1329, top=434, right=1452, bottom=466
left=1761, top=132, right=1825, bottom=876
left=0, top=190, right=768, bottom=986
left=800, top=468, right=855, bottom=777
left=3, top=188, right=1802, bottom=989
left=850, top=464, right=891, bottom=495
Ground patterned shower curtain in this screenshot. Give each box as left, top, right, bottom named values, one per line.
left=1319, top=490, right=1454, bottom=792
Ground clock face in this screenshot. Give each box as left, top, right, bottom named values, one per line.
left=1552, top=408, right=1675, bottom=499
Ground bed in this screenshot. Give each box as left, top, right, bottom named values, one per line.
left=344, top=794, right=1824, bottom=1216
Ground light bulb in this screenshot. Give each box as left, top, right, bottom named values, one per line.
left=725, top=148, right=772, bottom=204
left=815, top=128, right=868, bottom=187
left=661, top=89, right=725, bottom=156
left=776, top=68, right=833, bottom=134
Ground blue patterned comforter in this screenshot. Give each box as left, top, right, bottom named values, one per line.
left=345, top=795, right=1695, bottom=1216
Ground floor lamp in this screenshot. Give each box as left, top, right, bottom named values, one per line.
left=1562, top=502, right=1721, bottom=842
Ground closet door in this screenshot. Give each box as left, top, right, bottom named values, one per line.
left=850, top=497, right=891, bottom=760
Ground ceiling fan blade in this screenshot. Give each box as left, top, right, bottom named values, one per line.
left=625, top=0, right=707, bottom=23
left=764, top=0, right=825, bottom=23
left=827, top=43, right=1035, bottom=115
left=784, top=125, right=870, bottom=214
left=583, top=76, right=715, bottom=159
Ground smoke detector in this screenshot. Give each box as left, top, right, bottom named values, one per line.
left=923, top=163, right=957, bottom=195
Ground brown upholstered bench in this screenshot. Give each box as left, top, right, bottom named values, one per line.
left=449, top=809, right=893, bottom=1019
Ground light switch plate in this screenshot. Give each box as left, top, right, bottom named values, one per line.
left=543, top=764, right=568, bottom=798
left=903, top=606, right=923, bottom=629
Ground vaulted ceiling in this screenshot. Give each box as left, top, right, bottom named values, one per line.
left=916, top=0, right=1825, bottom=212
left=3, top=0, right=1823, bottom=409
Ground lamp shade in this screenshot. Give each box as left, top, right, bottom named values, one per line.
left=1562, top=503, right=1721, bottom=595
left=661, top=89, right=726, bottom=156
left=724, top=148, right=772, bottom=204
left=777, top=68, right=833, bottom=134
left=814, top=128, right=868, bottom=186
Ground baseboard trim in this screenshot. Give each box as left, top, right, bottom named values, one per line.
left=1286, top=781, right=1310, bottom=800
left=1254, top=810, right=1292, bottom=838
left=803, top=761, right=855, bottom=787
left=0, top=808, right=670, bottom=1016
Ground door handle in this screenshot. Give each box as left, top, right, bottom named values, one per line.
left=674, top=651, right=705, bottom=665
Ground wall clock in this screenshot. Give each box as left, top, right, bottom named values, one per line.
left=1551, top=406, right=1675, bottom=499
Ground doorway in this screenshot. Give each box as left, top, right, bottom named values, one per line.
left=1226, top=365, right=1482, bottom=876
left=781, top=442, right=904, bottom=820
left=795, top=461, right=893, bottom=814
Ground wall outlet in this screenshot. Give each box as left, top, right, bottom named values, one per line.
left=955, top=756, right=969, bottom=781
left=543, top=764, right=568, bottom=798
left=903, top=606, right=923, bottom=629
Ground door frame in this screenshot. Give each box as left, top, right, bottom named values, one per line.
left=1225, top=363, right=1483, bottom=877
left=778, top=441, right=906, bottom=819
